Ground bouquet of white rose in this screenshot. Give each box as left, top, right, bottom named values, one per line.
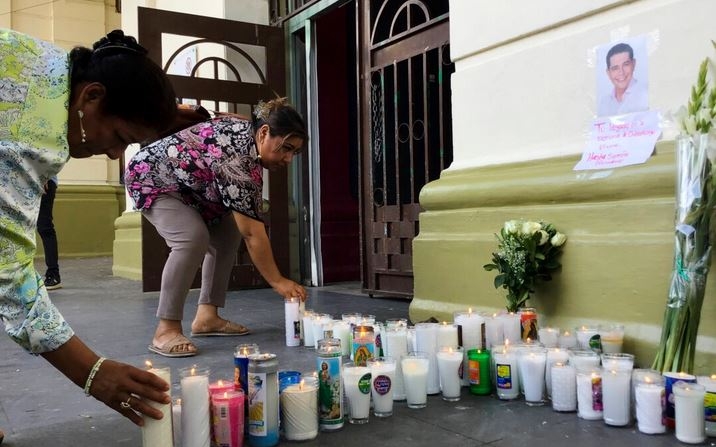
left=484, top=220, right=567, bottom=313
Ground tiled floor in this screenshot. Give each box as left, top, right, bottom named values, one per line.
left=0, top=258, right=694, bottom=446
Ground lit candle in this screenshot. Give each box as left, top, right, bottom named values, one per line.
left=545, top=348, right=569, bottom=398
left=696, top=374, right=716, bottom=437
left=558, top=330, right=577, bottom=349
left=576, top=368, right=603, bottom=420
left=367, top=357, right=396, bottom=417
left=406, top=326, right=416, bottom=352
left=180, top=365, right=211, bottom=447
left=575, top=325, right=600, bottom=351
left=568, top=349, right=600, bottom=372
left=500, top=312, right=521, bottom=347
left=492, top=345, right=520, bottom=400
left=342, top=363, right=372, bottom=424
left=635, top=375, right=666, bottom=434
left=519, top=347, right=547, bottom=406
left=141, top=361, right=172, bottom=447
left=414, top=322, right=440, bottom=394
left=331, top=320, right=352, bottom=357
left=436, top=347, right=463, bottom=401
left=600, top=324, right=624, bottom=353
left=401, top=352, right=430, bottom=408
left=211, top=390, right=244, bottom=447
left=673, top=381, right=707, bottom=444
left=280, top=379, right=318, bottom=441
left=384, top=326, right=408, bottom=401
left=454, top=310, right=485, bottom=386
left=302, top=310, right=315, bottom=347
left=537, top=326, right=560, bottom=348
left=484, top=313, right=504, bottom=349
left=600, top=353, right=634, bottom=372
left=519, top=307, right=538, bottom=341
left=550, top=363, right=577, bottom=412
left=172, top=398, right=181, bottom=446
left=209, top=379, right=234, bottom=396
left=663, top=371, right=697, bottom=429
left=467, top=348, right=491, bottom=396
left=602, top=368, right=631, bottom=426
left=437, top=321, right=458, bottom=349
left=284, top=296, right=301, bottom=347
left=312, top=313, right=333, bottom=349
left=352, top=325, right=376, bottom=367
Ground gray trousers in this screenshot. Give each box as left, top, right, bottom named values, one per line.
left=143, top=194, right=241, bottom=321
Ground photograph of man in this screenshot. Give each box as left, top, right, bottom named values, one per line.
left=597, top=38, right=649, bottom=117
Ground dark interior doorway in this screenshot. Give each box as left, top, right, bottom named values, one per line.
left=314, top=5, right=361, bottom=284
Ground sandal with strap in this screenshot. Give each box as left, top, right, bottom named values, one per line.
left=191, top=321, right=251, bottom=337
left=148, top=334, right=197, bottom=358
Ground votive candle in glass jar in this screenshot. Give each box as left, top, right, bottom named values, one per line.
left=696, top=374, right=716, bottom=437
left=673, top=381, right=707, bottom=444
left=342, top=362, right=372, bottom=424
left=179, top=365, right=211, bottom=447
left=401, top=351, right=430, bottom=409
left=519, top=346, right=547, bottom=406
left=601, top=352, right=634, bottom=372
left=352, top=325, right=376, bottom=367
left=568, top=349, right=600, bottom=372
left=247, top=353, right=279, bottom=447
left=546, top=348, right=570, bottom=398
left=576, top=368, right=603, bottom=420
left=468, top=348, right=492, bottom=396
left=537, top=326, right=560, bottom=348
left=635, top=375, right=666, bottom=434
left=599, top=324, right=625, bottom=354
left=437, top=346, right=463, bottom=401
left=575, top=325, right=600, bottom=352
left=316, top=338, right=344, bottom=431
left=602, top=368, right=631, bottom=426
left=367, top=356, right=396, bottom=417
left=492, top=345, right=520, bottom=400
left=384, top=326, right=408, bottom=401
left=558, top=330, right=577, bottom=349
left=663, top=371, right=697, bottom=429
left=414, top=322, right=440, bottom=394
left=280, top=379, right=318, bottom=441
left=519, top=307, right=539, bottom=341
left=550, top=363, right=577, bottom=412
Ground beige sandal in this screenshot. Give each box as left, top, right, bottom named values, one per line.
left=191, top=321, right=251, bottom=337
left=148, top=334, right=197, bottom=357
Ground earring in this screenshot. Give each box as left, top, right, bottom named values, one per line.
left=78, top=110, right=87, bottom=143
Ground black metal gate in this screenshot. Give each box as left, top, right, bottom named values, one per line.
left=137, top=7, right=288, bottom=292
left=360, top=0, right=453, bottom=297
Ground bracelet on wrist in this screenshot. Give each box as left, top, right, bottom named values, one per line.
left=83, top=356, right=107, bottom=396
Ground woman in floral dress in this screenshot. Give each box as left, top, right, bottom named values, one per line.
left=126, top=98, right=308, bottom=357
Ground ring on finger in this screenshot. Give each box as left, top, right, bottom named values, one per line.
left=120, top=396, right=132, bottom=409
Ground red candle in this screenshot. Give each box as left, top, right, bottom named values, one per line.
left=210, top=390, right=245, bottom=447
left=209, top=379, right=234, bottom=395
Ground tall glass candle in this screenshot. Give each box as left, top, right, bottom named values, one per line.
left=401, top=351, right=430, bottom=408
left=280, top=380, right=318, bottom=441
left=284, top=296, right=301, bottom=347
left=210, top=379, right=235, bottom=396
left=576, top=368, right=603, bottom=420
left=316, top=338, right=343, bottom=431
left=568, top=349, right=600, bottom=372
left=211, top=390, right=245, bottom=447
left=545, top=348, right=570, bottom=398
left=437, top=321, right=458, bottom=349
left=415, top=322, right=440, bottom=394
left=631, top=369, right=662, bottom=419
left=312, top=314, right=333, bottom=349
left=172, top=398, right=181, bottom=446
left=180, top=365, right=211, bottom=447
left=384, top=326, right=408, bottom=401
left=493, top=345, right=520, bottom=400
left=600, top=353, right=634, bottom=372
left=342, top=362, right=371, bottom=424
left=575, top=325, right=601, bottom=352
left=467, top=348, right=491, bottom=396
left=500, top=312, right=521, bottom=345
left=673, top=381, right=707, bottom=444
left=664, top=371, right=697, bottom=429
left=352, top=325, right=376, bottom=367
left=235, top=344, right=260, bottom=394
left=519, top=346, right=547, bottom=406
left=550, top=363, right=577, bottom=412
left=696, top=375, right=716, bottom=437
left=602, top=368, right=631, bottom=426
left=302, top=310, right=315, bottom=347
left=484, top=313, right=504, bottom=349
left=558, top=330, right=577, bottom=349
left=537, top=326, right=560, bottom=348
left=519, top=307, right=539, bottom=341
left=436, top=347, right=463, bottom=401
left=454, top=311, right=485, bottom=386
left=247, top=353, right=279, bottom=447
left=141, top=363, right=172, bottom=447
left=368, top=357, right=396, bottom=417
left=635, top=375, right=666, bottom=434
left=331, top=320, right=352, bottom=357
left=599, top=324, right=624, bottom=353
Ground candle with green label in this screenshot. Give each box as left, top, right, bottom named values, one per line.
left=468, top=349, right=491, bottom=395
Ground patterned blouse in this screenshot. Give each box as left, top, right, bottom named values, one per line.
left=125, top=116, right=264, bottom=224
left=0, top=29, right=74, bottom=353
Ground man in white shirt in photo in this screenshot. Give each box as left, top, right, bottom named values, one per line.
left=598, top=42, right=648, bottom=117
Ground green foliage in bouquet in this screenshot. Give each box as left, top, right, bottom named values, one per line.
left=484, top=220, right=567, bottom=313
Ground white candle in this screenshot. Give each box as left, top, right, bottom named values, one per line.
left=696, top=375, right=716, bottom=437
left=454, top=310, right=485, bottom=386
left=663, top=371, right=697, bottom=429
left=415, top=322, right=440, bottom=394
left=437, top=322, right=458, bottom=349
left=406, top=326, right=416, bottom=353
left=500, top=313, right=521, bottom=347
left=558, top=330, right=577, bottom=349
left=384, top=326, right=408, bottom=401
left=172, top=399, right=181, bottom=446
left=436, top=347, right=463, bottom=401
left=519, top=347, right=547, bottom=405
left=342, top=363, right=372, bottom=423
left=332, top=320, right=352, bottom=357
left=545, top=348, right=570, bottom=398
left=141, top=363, right=172, bottom=447
left=180, top=366, right=211, bottom=447
left=550, top=363, right=577, bottom=412
left=302, top=310, right=315, bottom=347
left=537, top=326, right=559, bottom=348
left=285, top=297, right=301, bottom=347
left=401, top=352, right=430, bottom=408
left=600, top=353, right=634, bottom=372
left=673, top=381, right=707, bottom=444
left=367, top=357, right=396, bottom=417
left=576, top=368, right=603, bottom=420
left=484, top=313, right=504, bottom=349
left=312, top=314, right=333, bottom=349
left=492, top=346, right=520, bottom=400
left=602, top=368, right=631, bottom=426
left=600, top=324, right=624, bottom=353
left=280, top=380, right=319, bottom=441
left=575, top=325, right=600, bottom=350
left=635, top=376, right=666, bottom=434
left=568, top=349, right=600, bottom=372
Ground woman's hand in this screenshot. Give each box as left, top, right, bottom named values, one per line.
left=89, top=359, right=171, bottom=426
left=273, top=277, right=307, bottom=301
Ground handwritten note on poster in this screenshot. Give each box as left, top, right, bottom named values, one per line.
left=573, top=110, right=662, bottom=171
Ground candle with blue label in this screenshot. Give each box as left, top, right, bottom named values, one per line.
left=493, top=344, right=519, bottom=400
left=247, top=353, right=279, bottom=447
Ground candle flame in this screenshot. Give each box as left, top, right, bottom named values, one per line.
left=492, top=313, right=497, bottom=318
left=555, top=362, right=564, bottom=367
left=526, top=337, right=532, bottom=343
left=191, top=367, right=196, bottom=376
left=505, top=339, right=510, bottom=347
left=644, top=377, right=652, bottom=384
left=442, top=321, right=448, bottom=325
left=224, top=391, right=228, bottom=398
left=468, top=308, right=473, bottom=315
left=145, top=360, right=153, bottom=369
left=300, top=379, right=305, bottom=390
left=563, top=331, right=571, bottom=336
left=711, top=374, right=716, bottom=380
left=217, top=379, right=224, bottom=386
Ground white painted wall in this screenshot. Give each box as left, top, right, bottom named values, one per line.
left=448, top=0, right=716, bottom=170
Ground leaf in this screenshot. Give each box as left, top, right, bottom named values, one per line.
left=483, top=264, right=497, bottom=271
left=494, top=274, right=506, bottom=289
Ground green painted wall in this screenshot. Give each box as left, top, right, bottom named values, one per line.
left=412, top=141, right=716, bottom=374
left=35, top=185, right=125, bottom=259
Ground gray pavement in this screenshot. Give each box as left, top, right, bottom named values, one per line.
left=0, top=258, right=702, bottom=446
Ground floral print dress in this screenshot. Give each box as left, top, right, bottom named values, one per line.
left=125, top=116, right=264, bottom=224
left=0, top=29, right=73, bottom=353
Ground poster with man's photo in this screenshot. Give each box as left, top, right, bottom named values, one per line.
left=596, top=35, right=649, bottom=117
